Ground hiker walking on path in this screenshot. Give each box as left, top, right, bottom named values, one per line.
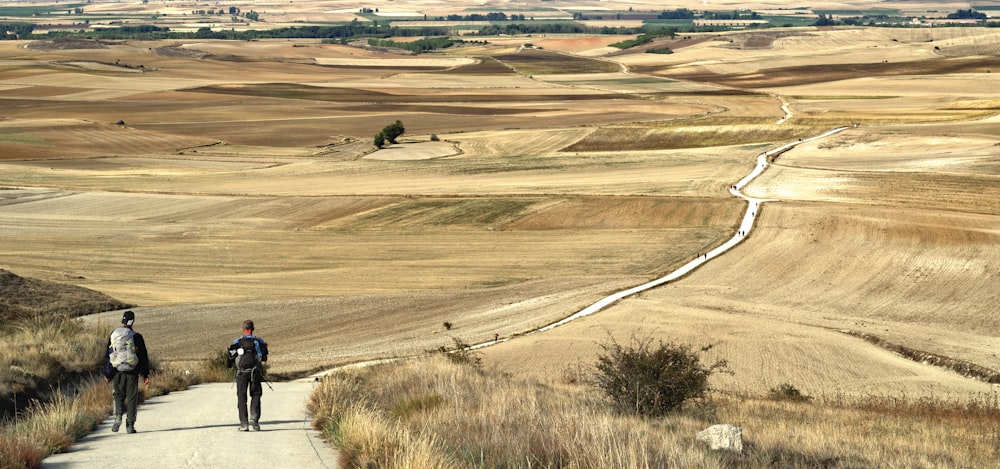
left=104, top=310, right=150, bottom=434
left=227, top=319, right=269, bottom=431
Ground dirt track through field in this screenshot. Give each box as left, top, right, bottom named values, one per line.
left=469, top=127, right=849, bottom=351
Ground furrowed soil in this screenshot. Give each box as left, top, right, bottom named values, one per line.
left=1, top=26, right=998, bottom=401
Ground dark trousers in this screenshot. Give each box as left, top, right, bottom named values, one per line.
left=111, top=371, right=140, bottom=425
left=235, top=369, right=263, bottom=424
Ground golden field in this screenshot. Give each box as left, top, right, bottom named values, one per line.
left=0, top=7, right=998, bottom=412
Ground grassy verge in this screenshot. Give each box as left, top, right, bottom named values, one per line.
left=309, top=355, right=1000, bottom=468
left=0, top=315, right=224, bottom=469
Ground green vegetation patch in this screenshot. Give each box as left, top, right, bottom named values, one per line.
left=187, top=83, right=620, bottom=104
left=761, top=16, right=821, bottom=27
left=188, top=83, right=393, bottom=101
left=563, top=124, right=821, bottom=152
left=367, top=36, right=460, bottom=53
left=814, top=9, right=900, bottom=15
left=446, top=57, right=516, bottom=75
left=351, top=198, right=537, bottom=228
left=493, top=50, right=620, bottom=75
left=0, top=4, right=87, bottom=16
left=610, top=30, right=675, bottom=50
left=0, top=129, right=52, bottom=146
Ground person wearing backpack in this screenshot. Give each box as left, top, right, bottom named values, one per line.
left=227, top=319, right=268, bottom=431
left=103, top=310, right=150, bottom=434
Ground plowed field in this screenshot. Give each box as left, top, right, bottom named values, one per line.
left=1, top=28, right=997, bottom=400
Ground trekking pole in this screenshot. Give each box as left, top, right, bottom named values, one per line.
left=261, top=373, right=274, bottom=391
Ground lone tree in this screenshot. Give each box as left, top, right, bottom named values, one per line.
left=374, top=120, right=405, bottom=148
left=591, top=334, right=728, bottom=417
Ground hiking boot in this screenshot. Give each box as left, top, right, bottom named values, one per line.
left=250, top=420, right=260, bottom=431
left=111, top=416, right=122, bottom=433
left=238, top=423, right=249, bottom=432
left=126, top=425, right=136, bottom=434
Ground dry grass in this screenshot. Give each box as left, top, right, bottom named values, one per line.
left=0, top=319, right=109, bottom=411
left=0, top=285, right=214, bottom=469
left=309, top=355, right=711, bottom=467
left=309, top=355, right=1000, bottom=468
left=716, top=393, right=1000, bottom=467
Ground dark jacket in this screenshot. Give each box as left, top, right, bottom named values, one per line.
left=103, top=328, right=150, bottom=380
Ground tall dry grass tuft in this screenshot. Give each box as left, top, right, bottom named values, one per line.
left=310, top=356, right=1000, bottom=468
left=0, top=315, right=207, bottom=469
left=0, top=434, right=46, bottom=469
left=1, top=317, right=109, bottom=393
left=714, top=392, right=1000, bottom=468
left=1, top=380, right=112, bottom=469
left=309, top=355, right=716, bottom=468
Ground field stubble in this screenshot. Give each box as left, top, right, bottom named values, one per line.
left=0, top=32, right=997, bottom=402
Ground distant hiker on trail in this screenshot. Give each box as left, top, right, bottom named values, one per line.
left=227, top=319, right=269, bottom=432
left=104, top=310, right=150, bottom=434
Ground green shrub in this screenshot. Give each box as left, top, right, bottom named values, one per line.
left=768, top=383, right=812, bottom=402
left=591, top=334, right=727, bottom=417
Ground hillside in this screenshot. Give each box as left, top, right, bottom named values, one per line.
left=0, top=269, right=131, bottom=325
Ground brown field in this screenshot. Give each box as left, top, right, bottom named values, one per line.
left=1, top=14, right=998, bottom=407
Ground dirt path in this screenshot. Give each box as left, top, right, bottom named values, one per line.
left=465, top=127, right=847, bottom=348
left=42, top=382, right=339, bottom=469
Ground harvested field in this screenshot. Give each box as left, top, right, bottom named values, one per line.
left=494, top=49, right=622, bottom=75
left=658, top=56, right=1000, bottom=89
left=0, top=25, right=997, bottom=404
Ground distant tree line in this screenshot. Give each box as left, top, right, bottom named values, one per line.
left=658, top=9, right=695, bottom=20
left=2, top=22, right=35, bottom=39
left=442, top=12, right=527, bottom=21
left=947, top=9, right=987, bottom=20
left=473, top=23, right=649, bottom=36
left=9, top=23, right=452, bottom=41
left=703, top=10, right=761, bottom=20
left=814, top=14, right=837, bottom=26
left=2, top=18, right=664, bottom=42
left=368, top=36, right=459, bottom=52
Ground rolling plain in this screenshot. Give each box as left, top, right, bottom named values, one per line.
left=1, top=9, right=998, bottom=404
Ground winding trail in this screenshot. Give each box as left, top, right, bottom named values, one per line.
left=471, top=126, right=850, bottom=348
left=43, top=128, right=851, bottom=468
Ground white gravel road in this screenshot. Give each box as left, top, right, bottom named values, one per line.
left=42, top=382, right=339, bottom=469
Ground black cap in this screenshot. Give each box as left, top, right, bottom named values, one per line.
left=122, top=310, right=135, bottom=326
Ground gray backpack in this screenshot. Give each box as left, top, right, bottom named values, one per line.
left=109, top=327, right=138, bottom=372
